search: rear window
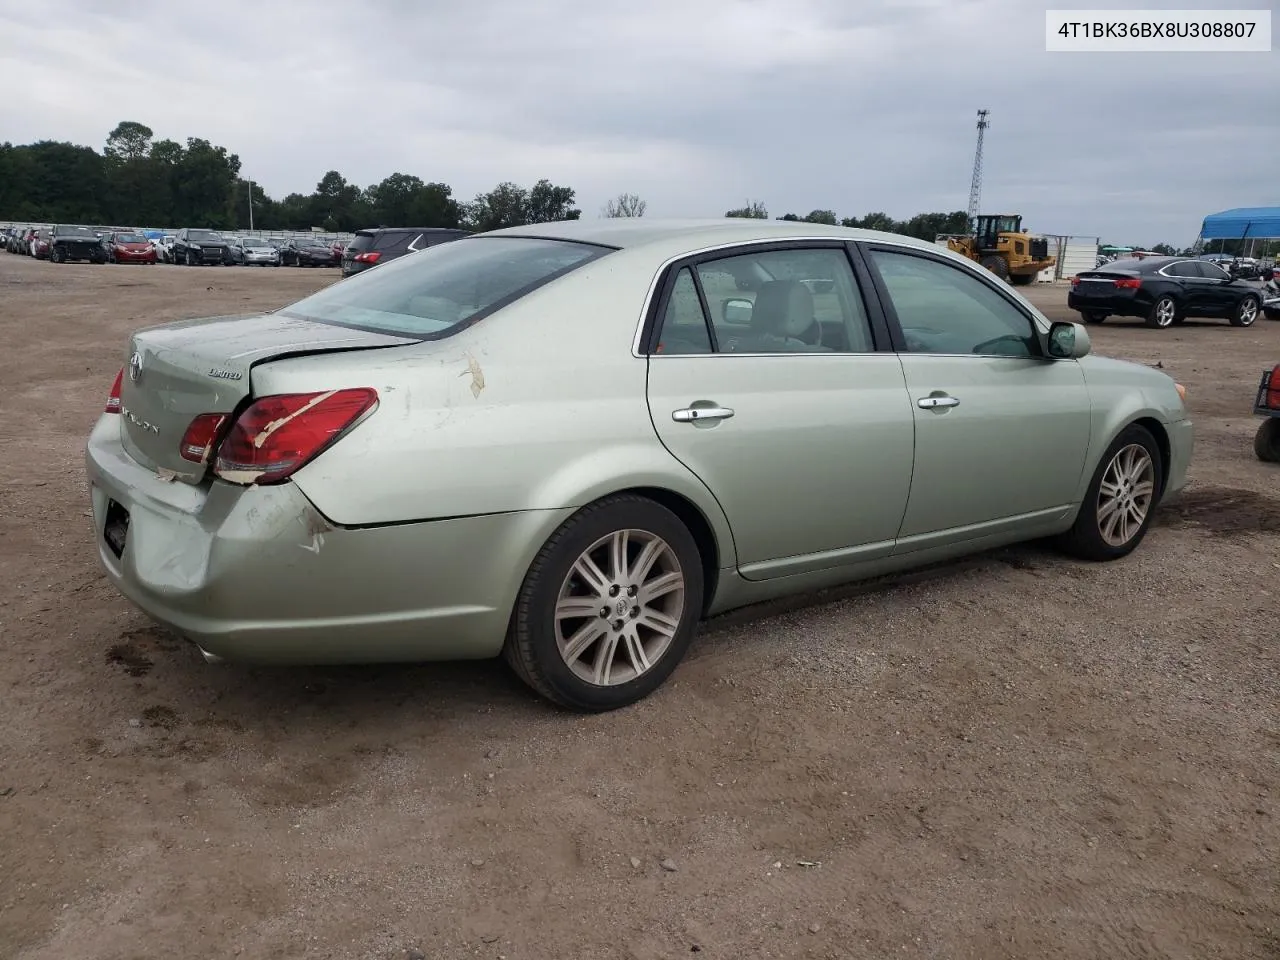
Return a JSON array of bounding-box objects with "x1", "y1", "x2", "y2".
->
[
  {"x1": 345, "y1": 232, "x2": 376, "y2": 254},
  {"x1": 280, "y1": 237, "x2": 610, "y2": 339}
]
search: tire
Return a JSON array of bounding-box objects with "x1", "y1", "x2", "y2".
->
[
  {"x1": 185, "y1": 250, "x2": 194, "y2": 266},
  {"x1": 1009, "y1": 273, "x2": 1033, "y2": 286},
  {"x1": 50, "y1": 246, "x2": 63, "y2": 263},
  {"x1": 1256, "y1": 419, "x2": 1280, "y2": 463},
  {"x1": 1230, "y1": 295, "x2": 1260, "y2": 327},
  {"x1": 1145, "y1": 295, "x2": 1177, "y2": 329},
  {"x1": 1082, "y1": 311, "x2": 1107, "y2": 324},
  {"x1": 503, "y1": 494, "x2": 705, "y2": 712},
  {"x1": 980, "y1": 255, "x2": 1009, "y2": 282},
  {"x1": 1056, "y1": 423, "x2": 1163, "y2": 562},
  {"x1": 1264, "y1": 307, "x2": 1280, "y2": 322}
]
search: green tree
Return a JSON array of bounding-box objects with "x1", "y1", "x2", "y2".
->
[
  {"x1": 725, "y1": 200, "x2": 768, "y2": 219},
  {"x1": 803, "y1": 209, "x2": 838, "y2": 225}
]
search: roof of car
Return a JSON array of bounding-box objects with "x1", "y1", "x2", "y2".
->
[
  {"x1": 483, "y1": 217, "x2": 941, "y2": 254},
  {"x1": 1096, "y1": 256, "x2": 1178, "y2": 272}
]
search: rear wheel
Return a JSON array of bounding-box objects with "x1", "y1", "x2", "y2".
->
[
  {"x1": 1146, "y1": 295, "x2": 1177, "y2": 329},
  {"x1": 1230, "y1": 295, "x2": 1260, "y2": 327},
  {"x1": 1082, "y1": 310, "x2": 1107, "y2": 324},
  {"x1": 1056, "y1": 424, "x2": 1163, "y2": 561},
  {"x1": 980, "y1": 254, "x2": 1009, "y2": 282},
  {"x1": 1256, "y1": 419, "x2": 1280, "y2": 463},
  {"x1": 503, "y1": 495, "x2": 705, "y2": 712}
]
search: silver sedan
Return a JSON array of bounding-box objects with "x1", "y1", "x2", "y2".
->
[{"x1": 85, "y1": 219, "x2": 1193, "y2": 710}]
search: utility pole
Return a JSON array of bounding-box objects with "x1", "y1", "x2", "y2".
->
[
  {"x1": 248, "y1": 179, "x2": 254, "y2": 232},
  {"x1": 967, "y1": 109, "x2": 989, "y2": 231}
]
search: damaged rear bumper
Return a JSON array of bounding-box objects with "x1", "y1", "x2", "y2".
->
[{"x1": 84, "y1": 415, "x2": 565, "y2": 664}]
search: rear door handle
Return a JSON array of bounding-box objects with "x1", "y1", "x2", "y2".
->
[
  {"x1": 917, "y1": 395, "x2": 960, "y2": 409},
  {"x1": 672, "y1": 405, "x2": 735, "y2": 423}
]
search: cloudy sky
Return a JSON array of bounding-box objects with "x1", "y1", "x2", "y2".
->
[{"x1": 1, "y1": 0, "x2": 1275, "y2": 245}]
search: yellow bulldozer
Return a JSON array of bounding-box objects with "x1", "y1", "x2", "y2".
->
[{"x1": 945, "y1": 214, "x2": 1056, "y2": 286}]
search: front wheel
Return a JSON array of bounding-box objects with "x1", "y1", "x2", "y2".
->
[
  {"x1": 1056, "y1": 424, "x2": 1163, "y2": 561},
  {"x1": 1256, "y1": 419, "x2": 1280, "y2": 463},
  {"x1": 503, "y1": 495, "x2": 705, "y2": 712},
  {"x1": 1230, "y1": 295, "x2": 1260, "y2": 327},
  {"x1": 980, "y1": 254, "x2": 1009, "y2": 282},
  {"x1": 1146, "y1": 295, "x2": 1177, "y2": 329}
]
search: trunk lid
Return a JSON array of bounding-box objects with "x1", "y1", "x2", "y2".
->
[{"x1": 118, "y1": 312, "x2": 416, "y2": 482}]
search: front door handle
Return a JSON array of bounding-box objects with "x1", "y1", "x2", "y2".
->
[
  {"x1": 672, "y1": 405, "x2": 735, "y2": 423},
  {"x1": 917, "y1": 395, "x2": 960, "y2": 409}
]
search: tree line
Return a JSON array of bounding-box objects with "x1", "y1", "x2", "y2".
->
[
  {"x1": 723, "y1": 200, "x2": 971, "y2": 243},
  {"x1": 0, "y1": 121, "x2": 582, "y2": 232}
]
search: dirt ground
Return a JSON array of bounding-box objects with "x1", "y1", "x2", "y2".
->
[{"x1": 1, "y1": 252, "x2": 1277, "y2": 960}]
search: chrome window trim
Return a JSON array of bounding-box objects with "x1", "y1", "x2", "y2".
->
[{"x1": 632, "y1": 234, "x2": 1052, "y2": 360}]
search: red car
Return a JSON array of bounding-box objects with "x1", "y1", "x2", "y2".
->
[
  {"x1": 106, "y1": 232, "x2": 157, "y2": 264},
  {"x1": 30, "y1": 230, "x2": 51, "y2": 259}
]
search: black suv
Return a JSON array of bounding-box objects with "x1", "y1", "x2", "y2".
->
[
  {"x1": 173, "y1": 228, "x2": 230, "y2": 266},
  {"x1": 49, "y1": 224, "x2": 108, "y2": 263},
  {"x1": 341, "y1": 227, "x2": 469, "y2": 277}
]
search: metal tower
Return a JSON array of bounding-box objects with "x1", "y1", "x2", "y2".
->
[{"x1": 967, "y1": 109, "x2": 989, "y2": 229}]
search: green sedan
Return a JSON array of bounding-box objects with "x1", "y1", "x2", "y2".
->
[{"x1": 85, "y1": 219, "x2": 1193, "y2": 711}]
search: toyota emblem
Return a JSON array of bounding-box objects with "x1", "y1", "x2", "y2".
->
[{"x1": 127, "y1": 352, "x2": 143, "y2": 382}]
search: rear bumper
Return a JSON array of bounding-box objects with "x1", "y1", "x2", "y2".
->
[
  {"x1": 85, "y1": 414, "x2": 571, "y2": 665},
  {"x1": 1067, "y1": 290, "x2": 1149, "y2": 317}
]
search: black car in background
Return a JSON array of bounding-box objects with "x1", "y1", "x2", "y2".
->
[
  {"x1": 280, "y1": 237, "x2": 338, "y2": 267},
  {"x1": 1068, "y1": 255, "x2": 1262, "y2": 329},
  {"x1": 49, "y1": 224, "x2": 108, "y2": 263},
  {"x1": 172, "y1": 228, "x2": 230, "y2": 266},
  {"x1": 340, "y1": 227, "x2": 470, "y2": 277}
]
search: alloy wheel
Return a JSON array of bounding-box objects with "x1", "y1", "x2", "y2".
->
[
  {"x1": 1238, "y1": 298, "x2": 1259, "y2": 326},
  {"x1": 1096, "y1": 443, "x2": 1156, "y2": 547},
  {"x1": 554, "y1": 529, "x2": 686, "y2": 686},
  {"x1": 1154, "y1": 298, "x2": 1176, "y2": 327}
]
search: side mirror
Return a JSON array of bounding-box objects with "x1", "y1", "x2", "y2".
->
[
  {"x1": 1047, "y1": 321, "x2": 1090, "y2": 360},
  {"x1": 722, "y1": 298, "x2": 753, "y2": 325}
]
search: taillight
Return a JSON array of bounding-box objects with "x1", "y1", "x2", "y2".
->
[
  {"x1": 106, "y1": 368, "x2": 123, "y2": 414},
  {"x1": 213, "y1": 388, "x2": 377, "y2": 485},
  {"x1": 1268, "y1": 365, "x2": 1280, "y2": 410},
  {"x1": 179, "y1": 413, "x2": 229, "y2": 464},
  {"x1": 1113, "y1": 277, "x2": 1142, "y2": 289},
  {"x1": 353, "y1": 251, "x2": 380, "y2": 264},
  {"x1": 1070, "y1": 276, "x2": 1080, "y2": 286}
]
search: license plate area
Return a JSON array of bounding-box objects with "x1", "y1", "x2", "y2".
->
[{"x1": 104, "y1": 498, "x2": 130, "y2": 558}]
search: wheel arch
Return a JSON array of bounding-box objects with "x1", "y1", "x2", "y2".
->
[
  {"x1": 614, "y1": 485, "x2": 723, "y2": 617},
  {"x1": 1131, "y1": 416, "x2": 1172, "y2": 497}
]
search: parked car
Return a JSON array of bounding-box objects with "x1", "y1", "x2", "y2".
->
[
  {"x1": 232, "y1": 236, "x2": 281, "y2": 267},
  {"x1": 280, "y1": 237, "x2": 338, "y2": 267},
  {"x1": 106, "y1": 231, "x2": 158, "y2": 265},
  {"x1": 29, "y1": 229, "x2": 51, "y2": 259},
  {"x1": 48, "y1": 224, "x2": 108, "y2": 263},
  {"x1": 340, "y1": 227, "x2": 470, "y2": 277},
  {"x1": 1262, "y1": 268, "x2": 1279, "y2": 321},
  {"x1": 220, "y1": 236, "x2": 243, "y2": 265},
  {"x1": 85, "y1": 220, "x2": 1195, "y2": 711},
  {"x1": 1068, "y1": 255, "x2": 1262, "y2": 328},
  {"x1": 172, "y1": 228, "x2": 230, "y2": 266}
]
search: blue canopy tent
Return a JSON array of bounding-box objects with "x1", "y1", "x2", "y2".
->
[{"x1": 1199, "y1": 207, "x2": 1280, "y2": 259}]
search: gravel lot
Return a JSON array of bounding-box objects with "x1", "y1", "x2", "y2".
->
[{"x1": 2, "y1": 254, "x2": 1278, "y2": 960}]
